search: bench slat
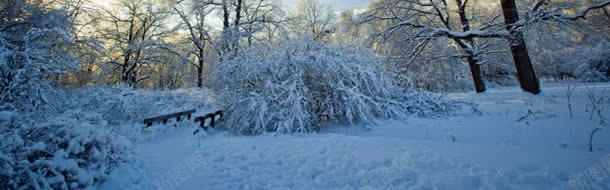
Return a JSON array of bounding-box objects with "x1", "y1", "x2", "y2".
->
[{"x1": 143, "y1": 109, "x2": 197, "y2": 126}]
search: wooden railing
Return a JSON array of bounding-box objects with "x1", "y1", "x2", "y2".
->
[
  {"x1": 194, "y1": 110, "x2": 224, "y2": 131},
  {"x1": 143, "y1": 109, "x2": 225, "y2": 136},
  {"x1": 143, "y1": 109, "x2": 197, "y2": 127}
]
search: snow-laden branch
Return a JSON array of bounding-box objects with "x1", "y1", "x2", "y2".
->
[
  {"x1": 363, "y1": 0, "x2": 609, "y2": 42},
  {"x1": 514, "y1": 0, "x2": 610, "y2": 31},
  {"x1": 540, "y1": 0, "x2": 609, "y2": 21},
  {"x1": 214, "y1": 38, "x2": 462, "y2": 134},
  {"x1": 1, "y1": 27, "x2": 76, "y2": 112}
]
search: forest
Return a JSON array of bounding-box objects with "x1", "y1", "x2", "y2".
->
[{"x1": 1, "y1": 0, "x2": 609, "y2": 189}]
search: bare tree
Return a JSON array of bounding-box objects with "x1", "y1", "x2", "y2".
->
[
  {"x1": 217, "y1": 0, "x2": 242, "y2": 57},
  {"x1": 0, "y1": 0, "x2": 78, "y2": 111},
  {"x1": 500, "y1": 0, "x2": 540, "y2": 94},
  {"x1": 172, "y1": 0, "x2": 215, "y2": 88},
  {"x1": 362, "y1": 0, "x2": 507, "y2": 93},
  {"x1": 240, "y1": 0, "x2": 285, "y2": 47},
  {"x1": 291, "y1": 0, "x2": 336, "y2": 41},
  {"x1": 99, "y1": 0, "x2": 171, "y2": 87},
  {"x1": 51, "y1": 0, "x2": 105, "y2": 87},
  {"x1": 361, "y1": 0, "x2": 609, "y2": 94}
]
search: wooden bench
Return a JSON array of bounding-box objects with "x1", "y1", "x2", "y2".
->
[
  {"x1": 143, "y1": 109, "x2": 197, "y2": 127},
  {"x1": 194, "y1": 110, "x2": 224, "y2": 131}
]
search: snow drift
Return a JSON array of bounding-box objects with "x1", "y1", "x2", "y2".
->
[
  {"x1": 0, "y1": 86, "x2": 214, "y2": 189},
  {"x1": 0, "y1": 111, "x2": 134, "y2": 189},
  {"x1": 214, "y1": 38, "x2": 462, "y2": 134}
]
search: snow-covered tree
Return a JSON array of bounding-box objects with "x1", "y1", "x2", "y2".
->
[
  {"x1": 171, "y1": 0, "x2": 217, "y2": 88},
  {"x1": 171, "y1": 0, "x2": 285, "y2": 87},
  {"x1": 54, "y1": 0, "x2": 107, "y2": 87},
  {"x1": 0, "y1": 2, "x2": 135, "y2": 189},
  {"x1": 214, "y1": 38, "x2": 461, "y2": 134},
  {"x1": 0, "y1": 0, "x2": 77, "y2": 112},
  {"x1": 98, "y1": 0, "x2": 172, "y2": 87},
  {"x1": 288, "y1": 0, "x2": 336, "y2": 41},
  {"x1": 361, "y1": 0, "x2": 508, "y2": 93},
  {"x1": 361, "y1": 0, "x2": 609, "y2": 94}
]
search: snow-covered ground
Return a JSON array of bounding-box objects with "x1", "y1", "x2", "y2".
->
[{"x1": 101, "y1": 83, "x2": 610, "y2": 190}]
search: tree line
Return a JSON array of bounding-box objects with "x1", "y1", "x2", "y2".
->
[{"x1": 1, "y1": 0, "x2": 609, "y2": 95}]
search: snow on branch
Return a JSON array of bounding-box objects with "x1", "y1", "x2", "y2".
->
[
  {"x1": 214, "y1": 38, "x2": 462, "y2": 134},
  {"x1": 516, "y1": 0, "x2": 610, "y2": 30},
  {"x1": 359, "y1": 0, "x2": 509, "y2": 43},
  {"x1": 539, "y1": 0, "x2": 609, "y2": 21},
  {"x1": 361, "y1": 0, "x2": 609, "y2": 42},
  {"x1": 1, "y1": 26, "x2": 77, "y2": 112}
]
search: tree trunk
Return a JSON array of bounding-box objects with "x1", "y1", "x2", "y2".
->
[
  {"x1": 121, "y1": 11, "x2": 137, "y2": 85},
  {"x1": 455, "y1": 0, "x2": 486, "y2": 93},
  {"x1": 233, "y1": 0, "x2": 242, "y2": 54},
  {"x1": 197, "y1": 48, "x2": 204, "y2": 88},
  {"x1": 500, "y1": 0, "x2": 541, "y2": 94},
  {"x1": 234, "y1": 0, "x2": 242, "y2": 27},
  {"x1": 222, "y1": 0, "x2": 230, "y2": 30},
  {"x1": 467, "y1": 57, "x2": 486, "y2": 93},
  {"x1": 221, "y1": 0, "x2": 230, "y2": 57}
]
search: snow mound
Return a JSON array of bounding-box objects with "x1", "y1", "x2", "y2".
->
[
  {"x1": 214, "y1": 38, "x2": 461, "y2": 134},
  {"x1": 0, "y1": 111, "x2": 134, "y2": 189}
]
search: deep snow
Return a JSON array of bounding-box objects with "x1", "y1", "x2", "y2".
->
[{"x1": 101, "y1": 83, "x2": 610, "y2": 190}]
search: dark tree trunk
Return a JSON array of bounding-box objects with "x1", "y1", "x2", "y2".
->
[
  {"x1": 121, "y1": 11, "x2": 137, "y2": 84},
  {"x1": 500, "y1": 0, "x2": 541, "y2": 94},
  {"x1": 467, "y1": 57, "x2": 486, "y2": 93},
  {"x1": 233, "y1": 0, "x2": 242, "y2": 54},
  {"x1": 234, "y1": 0, "x2": 242, "y2": 27},
  {"x1": 222, "y1": 0, "x2": 230, "y2": 30},
  {"x1": 197, "y1": 48, "x2": 204, "y2": 88},
  {"x1": 220, "y1": 0, "x2": 230, "y2": 57},
  {"x1": 456, "y1": 0, "x2": 486, "y2": 93}
]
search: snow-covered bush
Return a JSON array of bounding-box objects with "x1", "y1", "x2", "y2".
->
[
  {"x1": 0, "y1": 111, "x2": 134, "y2": 189},
  {"x1": 407, "y1": 56, "x2": 473, "y2": 92},
  {"x1": 62, "y1": 86, "x2": 212, "y2": 123},
  {"x1": 0, "y1": 85, "x2": 213, "y2": 188},
  {"x1": 214, "y1": 38, "x2": 461, "y2": 134},
  {"x1": 575, "y1": 51, "x2": 610, "y2": 82},
  {"x1": 0, "y1": 2, "x2": 77, "y2": 112}
]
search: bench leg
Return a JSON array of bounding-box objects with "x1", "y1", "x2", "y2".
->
[
  {"x1": 177, "y1": 115, "x2": 181, "y2": 122},
  {"x1": 210, "y1": 116, "x2": 215, "y2": 128},
  {"x1": 199, "y1": 120, "x2": 207, "y2": 131},
  {"x1": 188, "y1": 113, "x2": 192, "y2": 120},
  {"x1": 163, "y1": 119, "x2": 168, "y2": 125}
]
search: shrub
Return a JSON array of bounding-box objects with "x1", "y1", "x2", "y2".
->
[
  {"x1": 575, "y1": 51, "x2": 610, "y2": 82},
  {"x1": 214, "y1": 38, "x2": 461, "y2": 134},
  {"x1": 0, "y1": 111, "x2": 134, "y2": 189},
  {"x1": 0, "y1": 1, "x2": 77, "y2": 112},
  {"x1": 62, "y1": 86, "x2": 211, "y2": 124}
]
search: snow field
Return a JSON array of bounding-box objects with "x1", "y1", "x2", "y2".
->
[{"x1": 102, "y1": 83, "x2": 610, "y2": 190}]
